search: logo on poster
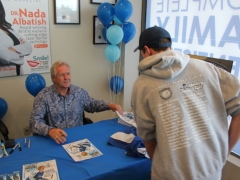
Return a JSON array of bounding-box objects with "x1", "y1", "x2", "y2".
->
[
  {"x1": 11, "y1": 8, "x2": 46, "y2": 25},
  {"x1": 27, "y1": 55, "x2": 49, "y2": 67}
]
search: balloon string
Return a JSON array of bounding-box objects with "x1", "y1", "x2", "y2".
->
[{"x1": 105, "y1": 35, "x2": 124, "y2": 116}]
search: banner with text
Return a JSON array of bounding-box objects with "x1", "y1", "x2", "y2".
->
[
  {"x1": 0, "y1": 0, "x2": 51, "y2": 77},
  {"x1": 146, "y1": 0, "x2": 240, "y2": 78}
]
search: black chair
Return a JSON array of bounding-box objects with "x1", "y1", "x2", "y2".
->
[
  {"x1": 83, "y1": 112, "x2": 93, "y2": 125},
  {"x1": 0, "y1": 120, "x2": 9, "y2": 142},
  {"x1": 0, "y1": 120, "x2": 15, "y2": 148},
  {"x1": 42, "y1": 111, "x2": 93, "y2": 126}
]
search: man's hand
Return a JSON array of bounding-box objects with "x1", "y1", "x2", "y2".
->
[
  {"x1": 48, "y1": 128, "x2": 67, "y2": 144},
  {"x1": 108, "y1": 103, "x2": 123, "y2": 115}
]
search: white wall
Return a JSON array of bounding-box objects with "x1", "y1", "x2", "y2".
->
[
  {"x1": 0, "y1": 0, "x2": 142, "y2": 139},
  {"x1": 123, "y1": 1, "x2": 142, "y2": 112}
]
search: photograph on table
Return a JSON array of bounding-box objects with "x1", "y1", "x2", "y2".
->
[
  {"x1": 62, "y1": 138, "x2": 103, "y2": 162},
  {"x1": 22, "y1": 159, "x2": 60, "y2": 180}
]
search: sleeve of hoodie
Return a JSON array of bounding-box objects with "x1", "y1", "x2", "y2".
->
[
  {"x1": 131, "y1": 85, "x2": 156, "y2": 142},
  {"x1": 216, "y1": 66, "x2": 240, "y2": 117}
]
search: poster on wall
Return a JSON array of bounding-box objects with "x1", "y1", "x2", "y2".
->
[
  {"x1": 145, "y1": 0, "x2": 240, "y2": 79},
  {"x1": 0, "y1": 0, "x2": 51, "y2": 78}
]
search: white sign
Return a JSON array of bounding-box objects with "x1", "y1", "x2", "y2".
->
[{"x1": 146, "y1": 0, "x2": 240, "y2": 78}]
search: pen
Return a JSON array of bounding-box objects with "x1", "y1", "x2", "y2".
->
[
  {"x1": 28, "y1": 139, "x2": 31, "y2": 148},
  {"x1": 9, "y1": 143, "x2": 18, "y2": 154},
  {"x1": 18, "y1": 142, "x2": 22, "y2": 151},
  {"x1": 24, "y1": 138, "x2": 27, "y2": 147}
]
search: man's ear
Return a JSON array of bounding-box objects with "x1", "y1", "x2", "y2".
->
[
  {"x1": 51, "y1": 76, "x2": 55, "y2": 83},
  {"x1": 144, "y1": 46, "x2": 151, "y2": 55}
]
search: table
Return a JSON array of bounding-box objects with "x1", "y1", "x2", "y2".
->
[{"x1": 0, "y1": 118, "x2": 151, "y2": 180}]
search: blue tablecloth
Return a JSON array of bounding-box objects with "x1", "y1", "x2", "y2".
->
[{"x1": 0, "y1": 118, "x2": 151, "y2": 180}]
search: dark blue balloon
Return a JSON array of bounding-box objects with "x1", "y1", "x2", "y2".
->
[
  {"x1": 25, "y1": 73, "x2": 46, "y2": 97},
  {"x1": 114, "y1": 1, "x2": 133, "y2": 23},
  {"x1": 102, "y1": 27, "x2": 107, "y2": 41},
  {"x1": 122, "y1": 22, "x2": 136, "y2": 43},
  {"x1": 97, "y1": 3, "x2": 114, "y2": 27},
  {"x1": 110, "y1": 76, "x2": 124, "y2": 94},
  {"x1": 0, "y1": 98, "x2": 8, "y2": 119},
  {"x1": 102, "y1": 24, "x2": 112, "y2": 44}
]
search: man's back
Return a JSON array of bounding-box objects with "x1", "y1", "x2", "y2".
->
[{"x1": 131, "y1": 50, "x2": 240, "y2": 179}]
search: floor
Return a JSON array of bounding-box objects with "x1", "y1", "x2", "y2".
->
[{"x1": 221, "y1": 161, "x2": 240, "y2": 180}]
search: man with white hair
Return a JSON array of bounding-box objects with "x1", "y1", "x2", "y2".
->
[{"x1": 30, "y1": 60, "x2": 123, "y2": 144}]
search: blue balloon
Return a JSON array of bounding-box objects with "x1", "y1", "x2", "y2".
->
[
  {"x1": 122, "y1": 22, "x2": 136, "y2": 43},
  {"x1": 102, "y1": 24, "x2": 112, "y2": 44},
  {"x1": 106, "y1": 25, "x2": 123, "y2": 45},
  {"x1": 0, "y1": 98, "x2": 8, "y2": 119},
  {"x1": 102, "y1": 27, "x2": 108, "y2": 42},
  {"x1": 104, "y1": 45, "x2": 120, "y2": 63},
  {"x1": 114, "y1": 1, "x2": 133, "y2": 23},
  {"x1": 110, "y1": 76, "x2": 124, "y2": 94},
  {"x1": 25, "y1": 73, "x2": 46, "y2": 97},
  {"x1": 97, "y1": 3, "x2": 114, "y2": 27}
]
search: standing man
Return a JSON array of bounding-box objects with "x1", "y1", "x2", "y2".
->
[
  {"x1": 29, "y1": 60, "x2": 123, "y2": 144},
  {"x1": 131, "y1": 26, "x2": 240, "y2": 180}
]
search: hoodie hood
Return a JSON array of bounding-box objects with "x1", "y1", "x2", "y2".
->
[{"x1": 138, "y1": 50, "x2": 190, "y2": 79}]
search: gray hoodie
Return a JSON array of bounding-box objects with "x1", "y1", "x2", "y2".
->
[{"x1": 131, "y1": 50, "x2": 240, "y2": 180}]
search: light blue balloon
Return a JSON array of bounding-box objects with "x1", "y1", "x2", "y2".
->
[
  {"x1": 113, "y1": 16, "x2": 122, "y2": 25},
  {"x1": 106, "y1": 25, "x2": 123, "y2": 45},
  {"x1": 104, "y1": 45, "x2": 120, "y2": 63},
  {"x1": 114, "y1": 1, "x2": 133, "y2": 23}
]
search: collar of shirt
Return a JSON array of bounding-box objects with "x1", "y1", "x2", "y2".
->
[{"x1": 51, "y1": 84, "x2": 71, "y2": 98}]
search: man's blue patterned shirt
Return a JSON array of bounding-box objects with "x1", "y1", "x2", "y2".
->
[{"x1": 29, "y1": 84, "x2": 110, "y2": 136}]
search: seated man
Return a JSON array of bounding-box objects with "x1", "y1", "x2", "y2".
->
[{"x1": 29, "y1": 60, "x2": 123, "y2": 144}]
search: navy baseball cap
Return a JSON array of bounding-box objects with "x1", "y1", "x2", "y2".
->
[{"x1": 134, "y1": 26, "x2": 172, "y2": 52}]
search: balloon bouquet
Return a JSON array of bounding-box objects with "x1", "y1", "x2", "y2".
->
[{"x1": 97, "y1": 0, "x2": 136, "y2": 104}]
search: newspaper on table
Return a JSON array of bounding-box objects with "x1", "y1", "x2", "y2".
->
[
  {"x1": 62, "y1": 139, "x2": 103, "y2": 162},
  {"x1": 22, "y1": 159, "x2": 60, "y2": 180},
  {"x1": 116, "y1": 111, "x2": 137, "y2": 128}
]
